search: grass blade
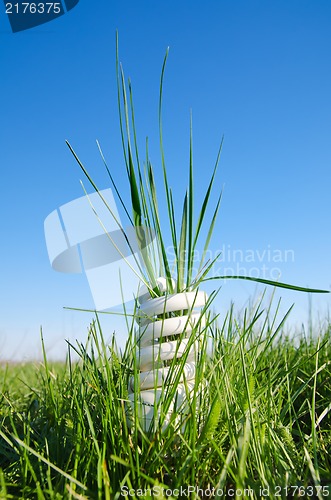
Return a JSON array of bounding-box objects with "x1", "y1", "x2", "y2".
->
[{"x1": 202, "y1": 275, "x2": 330, "y2": 293}]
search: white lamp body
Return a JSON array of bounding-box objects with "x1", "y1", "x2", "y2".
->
[{"x1": 127, "y1": 278, "x2": 208, "y2": 432}]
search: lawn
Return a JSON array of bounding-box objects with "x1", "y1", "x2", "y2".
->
[{"x1": 0, "y1": 306, "x2": 330, "y2": 499}]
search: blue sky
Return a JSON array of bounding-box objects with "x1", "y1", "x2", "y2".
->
[{"x1": 1, "y1": 0, "x2": 330, "y2": 360}]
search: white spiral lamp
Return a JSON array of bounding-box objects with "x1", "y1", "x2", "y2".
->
[{"x1": 127, "y1": 277, "x2": 208, "y2": 432}]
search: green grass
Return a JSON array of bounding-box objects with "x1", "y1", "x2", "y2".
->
[{"x1": 0, "y1": 307, "x2": 331, "y2": 499}]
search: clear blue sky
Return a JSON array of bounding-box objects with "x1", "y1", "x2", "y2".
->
[{"x1": 1, "y1": 1, "x2": 330, "y2": 360}]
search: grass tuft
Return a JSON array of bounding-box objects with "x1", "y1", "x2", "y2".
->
[{"x1": 0, "y1": 308, "x2": 330, "y2": 497}]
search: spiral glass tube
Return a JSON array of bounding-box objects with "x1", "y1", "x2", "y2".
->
[{"x1": 127, "y1": 278, "x2": 208, "y2": 432}]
